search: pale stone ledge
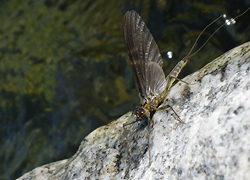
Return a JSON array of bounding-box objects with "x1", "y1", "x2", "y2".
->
[{"x1": 18, "y1": 42, "x2": 250, "y2": 180}]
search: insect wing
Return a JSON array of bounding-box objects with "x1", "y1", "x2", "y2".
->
[
  {"x1": 147, "y1": 62, "x2": 167, "y2": 97},
  {"x1": 123, "y1": 10, "x2": 164, "y2": 101}
]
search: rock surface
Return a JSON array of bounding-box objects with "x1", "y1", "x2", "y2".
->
[{"x1": 18, "y1": 42, "x2": 250, "y2": 180}]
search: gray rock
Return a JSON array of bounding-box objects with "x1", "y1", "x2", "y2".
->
[{"x1": 18, "y1": 42, "x2": 250, "y2": 180}]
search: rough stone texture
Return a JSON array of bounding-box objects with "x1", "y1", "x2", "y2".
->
[{"x1": 18, "y1": 42, "x2": 250, "y2": 180}]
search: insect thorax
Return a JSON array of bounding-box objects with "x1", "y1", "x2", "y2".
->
[
  {"x1": 144, "y1": 94, "x2": 163, "y2": 110},
  {"x1": 132, "y1": 95, "x2": 161, "y2": 120}
]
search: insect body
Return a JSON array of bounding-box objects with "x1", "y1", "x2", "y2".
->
[
  {"x1": 123, "y1": 10, "x2": 186, "y2": 128},
  {"x1": 122, "y1": 11, "x2": 187, "y2": 165}
]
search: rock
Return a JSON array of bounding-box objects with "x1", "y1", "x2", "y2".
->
[{"x1": 17, "y1": 42, "x2": 250, "y2": 180}]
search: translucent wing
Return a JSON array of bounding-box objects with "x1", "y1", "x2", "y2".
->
[
  {"x1": 123, "y1": 10, "x2": 163, "y2": 102},
  {"x1": 147, "y1": 62, "x2": 167, "y2": 98}
]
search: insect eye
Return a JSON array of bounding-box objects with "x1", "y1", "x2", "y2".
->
[
  {"x1": 133, "y1": 106, "x2": 146, "y2": 119},
  {"x1": 134, "y1": 108, "x2": 144, "y2": 117},
  {"x1": 135, "y1": 110, "x2": 142, "y2": 115},
  {"x1": 139, "y1": 110, "x2": 144, "y2": 115}
]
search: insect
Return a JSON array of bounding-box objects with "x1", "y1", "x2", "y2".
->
[
  {"x1": 122, "y1": 8, "x2": 250, "y2": 165},
  {"x1": 122, "y1": 10, "x2": 187, "y2": 165},
  {"x1": 123, "y1": 10, "x2": 188, "y2": 124}
]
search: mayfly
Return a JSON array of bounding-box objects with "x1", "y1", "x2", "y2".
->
[
  {"x1": 122, "y1": 10, "x2": 186, "y2": 165},
  {"x1": 122, "y1": 8, "x2": 250, "y2": 165}
]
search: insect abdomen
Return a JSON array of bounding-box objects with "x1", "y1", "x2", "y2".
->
[{"x1": 166, "y1": 59, "x2": 188, "y2": 90}]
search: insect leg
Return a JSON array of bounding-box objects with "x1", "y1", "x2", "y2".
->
[
  {"x1": 145, "y1": 113, "x2": 151, "y2": 166},
  {"x1": 157, "y1": 105, "x2": 186, "y2": 124},
  {"x1": 168, "y1": 76, "x2": 196, "y2": 85},
  {"x1": 123, "y1": 119, "x2": 141, "y2": 127}
]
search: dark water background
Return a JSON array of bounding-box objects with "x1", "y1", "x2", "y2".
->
[{"x1": 0, "y1": 0, "x2": 249, "y2": 179}]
